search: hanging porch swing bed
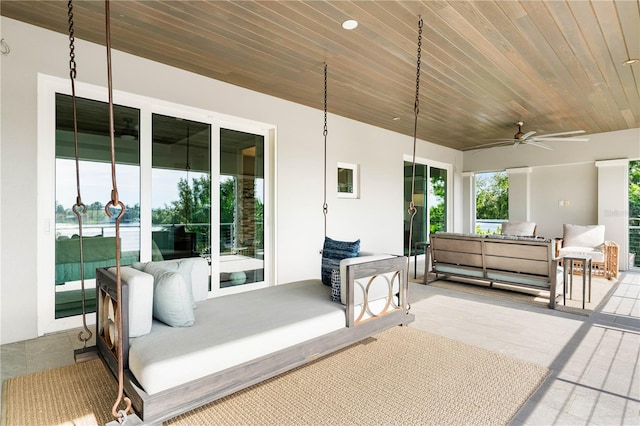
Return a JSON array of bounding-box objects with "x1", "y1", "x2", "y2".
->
[{"x1": 95, "y1": 252, "x2": 413, "y2": 424}]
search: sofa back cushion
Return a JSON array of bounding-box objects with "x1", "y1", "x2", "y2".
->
[
  {"x1": 563, "y1": 224, "x2": 605, "y2": 249},
  {"x1": 140, "y1": 259, "x2": 196, "y2": 308},
  {"x1": 108, "y1": 266, "x2": 154, "y2": 337},
  {"x1": 134, "y1": 257, "x2": 210, "y2": 303},
  {"x1": 137, "y1": 262, "x2": 195, "y2": 327},
  {"x1": 501, "y1": 221, "x2": 537, "y2": 237}
]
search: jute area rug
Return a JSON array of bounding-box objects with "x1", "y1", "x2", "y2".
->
[{"x1": 2, "y1": 326, "x2": 549, "y2": 426}]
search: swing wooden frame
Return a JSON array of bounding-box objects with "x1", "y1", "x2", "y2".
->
[{"x1": 95, "y1": 256, "x2": 413, "y2": 424}]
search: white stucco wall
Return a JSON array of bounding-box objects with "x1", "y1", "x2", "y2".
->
[
  {"x1": 464, "y1": 128, "x2": 640, "y2": 272},
  {"x1": 0, "y1": 18, "x2": 462, "y2": 344}
]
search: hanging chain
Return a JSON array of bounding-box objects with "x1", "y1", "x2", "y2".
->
[
  {"x1": 67, "y1": 0, "x2": 93, "y2": 348},
  {"x1": 103, "y1": 0, "x2": 132, "y2": 421},
  {"x1": 406, "y1": 16, "x2": 423, "y2": 313},
  {"x1": 322, "y1": 63, "x2": 329, "y2": 237}
]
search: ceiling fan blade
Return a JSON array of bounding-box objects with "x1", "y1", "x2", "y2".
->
[
  {"x1": 536, "y1": 129, "x2": 585, "y2": 138},
  {"x1": 473, "y1": 139, "x2": 518, "y2": 148},
  {"x1": 523, "y1": 141, "x2": 553, "y2": 150},
  {"x1": 534, "y1": 136, "x2": 590, "y2": 142},
  {"x1": 521, "y1": 130, "x2": 536, "y2": 140}
]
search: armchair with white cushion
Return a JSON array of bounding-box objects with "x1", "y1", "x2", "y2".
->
[{"x1": 557, "y1": 224, "x2": 619, "y2": 279}]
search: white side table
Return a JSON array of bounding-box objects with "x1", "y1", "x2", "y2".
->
[{"x1": 562, "y1": 255, "x2": 592, "y2": 309}]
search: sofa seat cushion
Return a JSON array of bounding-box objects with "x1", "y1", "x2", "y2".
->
[
  {"x1": 433, "y1": 264, "x2": 485, "y2": 279},
  {"x1": 486, "y1": 270, "x2": 553, "y2": 288},
  {"x1": 558, "y1": 246, "x2": 605, "y2": 263}
]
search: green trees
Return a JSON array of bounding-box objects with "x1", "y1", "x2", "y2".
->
[
  {"x1": 475, "y1": 171, "x2": 508, "y2": 234},
  {"x1": 630, "y1": 161, "x2": 640, "y2": 220},
  {"x1": 429, "y1": 174, "x2": 446, "y2": 234},
  {"x1": 476, "y1": 172, "x2": 508, "y2": 220},
  {"x1": 630, "y1": 160, "x2": 640, "y2": 267},
  {"x1": 152, "y1": 175, "x2": 210, "y2": 227}
]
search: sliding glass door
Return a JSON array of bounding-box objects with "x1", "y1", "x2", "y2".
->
[
  {"x1": 151, "y1": 114, "x2": 211, "y2": 262},
  {"x1": 54, "y1": 94, "x2": 140, "y2": 319},
  {"x1": 219, "y1": 129, "x2": 265, "y2": 288}
]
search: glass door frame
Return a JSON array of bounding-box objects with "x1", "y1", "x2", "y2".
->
[
  {"x1": 403, "y1": 154, "x2": 453, "y2": 253},
  {"x1": 211, "y1": 123, "x2": 272, "y2": 297},
  {"x1": 37, "y1": 74, "x2": 275, "y2": 335}
]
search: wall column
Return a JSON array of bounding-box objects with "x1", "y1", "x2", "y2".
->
[
  {"x1": 506, "y1": 167, "x2": 532, "y2": 221},
  {"x1": 462, "y1": 172, "x2": 475, "y2": 234},
  {"x1": 595, "y1": 159, "x2": 628, "y2": 271}
]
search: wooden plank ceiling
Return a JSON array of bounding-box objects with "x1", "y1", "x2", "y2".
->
[{"x1": 2, "y1": 0, "x2": 638, "y2": 151}]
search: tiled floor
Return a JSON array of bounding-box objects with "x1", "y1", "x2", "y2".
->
[
  {"x1": 409, "y1": 270, "x2": 640, "y2": 425},
  {"x1": 1, "y1": 270, "x2": 639, "y2": 425}
]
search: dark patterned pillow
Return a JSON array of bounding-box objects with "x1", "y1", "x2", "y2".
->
[
  {"x1": 321, "y1": 236, "x2": 360, "y2": 286},
  {"x1": 330, "y1": 269, "x2": 341, "y2": 302}
]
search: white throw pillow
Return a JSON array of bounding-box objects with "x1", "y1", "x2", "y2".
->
[
  {"x1": 107, "y1": 266, "x2": 153, "y2": 337},
  {"x1": 563, "y1": 224, "x2": 605, "y2": 249},
  {"x1": 142, "y1": 259, "x2": 196, "y2": 308},
  {"x1": 151, "y1": 270, "x2": 195, "y2": 327}
]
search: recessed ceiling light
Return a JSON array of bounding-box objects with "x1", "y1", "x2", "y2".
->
[
  {"x1": 622, "y1": 58, "x2": 639, "y2": 65},
  {"x1": 342, "y1": 19, "x2": 358, "y2": 30},
  {"x1": 392, "y1": 117, "x2": 400, "y2": 121}
]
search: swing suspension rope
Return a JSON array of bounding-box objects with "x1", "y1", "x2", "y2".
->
[
  {"x1": 322, "y1": 63, "x2": 329, "y2": 237},
  {"x1": 406, "y1": 17, "x2": 423, "y2": 302},
  {"x1": 67, "y1": 0, "x2": 92, "y2": 349},
  {"x1": 103, "y1": 0, "x2": 132, "y2": 421}
]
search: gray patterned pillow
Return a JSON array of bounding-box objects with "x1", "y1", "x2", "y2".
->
[{"x1": 330, "y1": 269, "x2": 341, "y2": 303}]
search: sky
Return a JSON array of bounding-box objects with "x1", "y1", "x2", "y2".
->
[
  {"x1": 56, "y1": 158, "x2": 192, "y2": 210},
  {"x1": 55, "y1": 159, "x2": 263, "y2": 212}
]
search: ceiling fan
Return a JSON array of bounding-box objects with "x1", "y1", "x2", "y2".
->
[{"x1": 476, "y1": 121, "x2": 589, "y2": 151}]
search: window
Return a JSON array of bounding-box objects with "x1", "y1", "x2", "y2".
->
[{"x1": 475, "y1": 171, "x2": 508, "y2": 234}]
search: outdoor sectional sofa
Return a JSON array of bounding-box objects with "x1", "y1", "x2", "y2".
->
[{"x1": 428, "y1": 233, "x2": 563, "y2": 308}]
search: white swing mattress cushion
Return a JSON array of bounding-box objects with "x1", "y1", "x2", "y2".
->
[{"x1": 128, "y1": 279, "x2": 346, "y2": 395}]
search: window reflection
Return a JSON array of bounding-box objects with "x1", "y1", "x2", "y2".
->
[
  {"x1": 151, "y1": 114, "x2": 211, "y2": 261},
  {"x1": 220, "y1": 129, "x2": 264, "y2": 288},
  {"x1": 54, "y1": 94, "x2": 140, "y2": 318}
]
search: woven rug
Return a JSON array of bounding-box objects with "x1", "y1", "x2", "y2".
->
[{"x1": 2, "y1": 326, "x2": 549, "y2": 426}]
